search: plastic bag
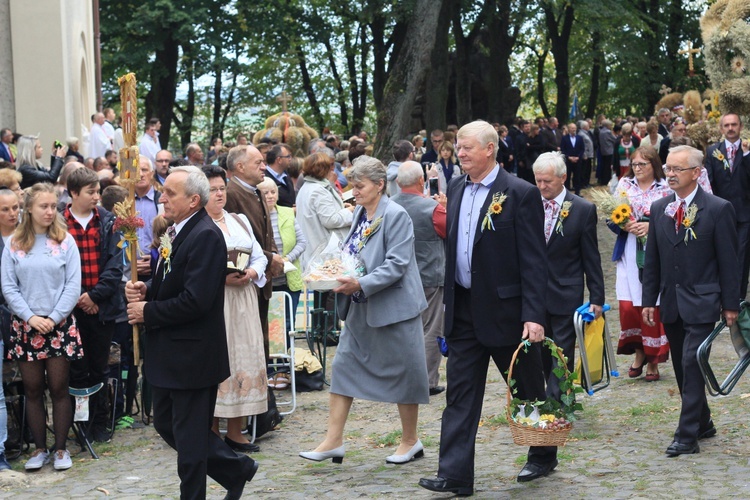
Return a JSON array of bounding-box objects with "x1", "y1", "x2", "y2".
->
[{"x1": 302, "y1": 234, "x2": 364, "y2": 291}]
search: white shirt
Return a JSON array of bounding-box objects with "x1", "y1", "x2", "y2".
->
[
  {"x1": 103, "y1": 121, "x2": 115, "y2": 141},
  {"x1": 90, "y1": 123, "x2": 111, "y2": 158},
  {"x1": 139, "y1": 133, "x2": 161, "y2": 165}
]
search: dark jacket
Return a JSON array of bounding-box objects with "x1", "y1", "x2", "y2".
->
[
  {"x1": 705, "y1": 141, "x2": 750, "y2": 223},
  {"x1": 88, "y1": 207, "x2": 126, "y2": 322},
  {"x1": 144, "y1": 208, "x2": 230, "y2": 389},
  {"x1": 19, "y1": 156, "x2": 65, "y2": 189}
]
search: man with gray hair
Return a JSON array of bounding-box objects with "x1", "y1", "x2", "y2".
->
[
  {"x1": 420, "y1": 120, "x2": 555, "y2": 495},
  {"x1": 642, "y1": 145, "x2": 739, "y2": 457},
  {"x1": 533, "y1": 151, "x2": 604, "y2": 400},
  {"x1": 387, "y1": 140, "x2": 415, "y2": 196},
  {"x1": 392, "y1": 160, "x2": 447, "y2": 396},
  {"x1": 657, "y1": 108, "x2": 672, "y2": 138},
  {"x1": 126, "y1": 165, "x2": 259, "y2": 498},
  {"x1": 225, "y1": 145, "x2": 284, "y2": 359}
]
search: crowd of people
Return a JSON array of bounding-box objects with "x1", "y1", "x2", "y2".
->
[{"x1": 0, "y1": 106, "x2": 745, "y2": 498}]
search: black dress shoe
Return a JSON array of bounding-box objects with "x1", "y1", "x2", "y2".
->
[
  {"x1": 418, "y1": 476, "x2": 473, "y2": 496},
  {"x1": 429, "y1": 386, "x2": 445, "y2": 396},
  {"x1": 666, "y1": 441, "x2": 699, "y2": 457},
  {"x1": 225, "y1": 436, "x2": 260, "y2": 453},
  {"x1": 224, "y1": 459, "x2": 259, "y2": 500},
  {"x1": 517, "y1": 459, "x2": 558, "y2": 482},
  {"x1": 698, "y1": 422, "x2": 717, "y2": 440}
]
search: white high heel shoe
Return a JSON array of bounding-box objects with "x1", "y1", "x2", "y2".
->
[
  {"x1": 299, "y1": 445, "x2": 345, "y2": 464},
  {"x1": 385, "y1": 440, "x2": 424, "y2": 464}
]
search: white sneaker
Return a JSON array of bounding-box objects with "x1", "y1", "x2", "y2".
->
[
  {"x1": 24, "y1": 449, "x2": 50, "y2": 470},
  {"x1": 53, "y1": 449, "x2": 72, "y2": 470}
]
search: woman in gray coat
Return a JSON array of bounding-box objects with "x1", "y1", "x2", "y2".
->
[{"x1": 299, "y1": 156, "x2": 429, "y2": 465}]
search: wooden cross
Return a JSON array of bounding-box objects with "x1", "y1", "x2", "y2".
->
[
  {"x1": 276, "y1": 91, "x2": 292, "y2": 113},
  {"x1": 659, "y1": 84, "x2": 672, "y2": 96},
  {"x1": 678, "y1": 42, "x2": 701, "y2": 77}
]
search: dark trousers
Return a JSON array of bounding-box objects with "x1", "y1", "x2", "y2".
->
[
  {"x1": 542, "y1": 313, "x2": 576, "y2": 401},
  {"x1": 663, "y1": 318, "x2": 714, "y2": 444},
  {"x1": 258, "y1": 293, "x2": 270, "y2": 361},
  {"x1": 437, "y1": 286, "x2": 556, "y2": 484},
  {"x1": 69, "y1": 311, "x2": 115, "y2": 427},
  {"x1": 598, "y1": 155, "x2": 613, "y2": 185},
  {"x1": 565, "y1": 160, "x2": 583, "y2": 194},
  {"x1": 737, "y1": 221, "x2": 750, "y2": 299},
  {"x1": 152, "y1": 384, "x2": 255, "y2": 499},
  {"x1": 582, "y1": 158, "x2": 593, "y2": 187}
]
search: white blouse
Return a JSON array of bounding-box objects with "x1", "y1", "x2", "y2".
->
[{"x1": 218, "y1": 210, "x2": 268, "y2": 287}]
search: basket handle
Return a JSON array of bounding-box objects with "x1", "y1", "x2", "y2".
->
[{"x1": 505, "y1": 337, "x2": 571, "y2": 420}]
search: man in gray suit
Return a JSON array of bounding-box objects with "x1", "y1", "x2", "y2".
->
[
  {"x1": 643, "y1": 145, "x2": 739, "y2": 457},
  {"x1": 392, "y1": 161, "x2": 448, "y2": 396}
]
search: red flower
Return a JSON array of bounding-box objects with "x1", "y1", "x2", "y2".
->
[
  {"x1": 14, "y1": 345, "x2": 23, "y2": 356},
  {"x1": 50, "y1": 337, "x2": 61, "y2": 349},
  {"x1": 113, "y1": 216, "x2": 145, "y2": 233},
  {"x1": 66, "y1": 344, "x2": 75, "y2": 356},
  {"x1": 30, "y1": 334, "x2": 45, "y2": 350},
  {"x1": 69, "y1": 325, "x2": 79, "y2": 338}
]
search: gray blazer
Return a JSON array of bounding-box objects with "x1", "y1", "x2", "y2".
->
[{"x1": 337, "y1": 195, "x2": 427, "y2": 327}]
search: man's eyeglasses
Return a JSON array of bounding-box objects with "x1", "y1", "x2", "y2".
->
[
  {"x1": 663, "y1": 165, "x2": 697, "y2": 174},
  {"x1": 278, "y1": 155, "x2": 292, "y2": 159},
  {"x1": 631, "y1": 162, "x2": 650, "y2": 170},
  {"x1": 209, "y1": 186, "x2": 227, "y2": 193}
]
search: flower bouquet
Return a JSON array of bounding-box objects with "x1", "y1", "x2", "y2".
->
[
  {"x1": 506, "y1": 338, "x2": 583, "y2": 447},
  {"x1": 589, "y1": 188, "x2": 634, "y2": 230}
]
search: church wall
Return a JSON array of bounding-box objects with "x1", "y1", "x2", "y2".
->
[
  {"x1": 9, "y1": 0, "x2": 95, "y2": 155},
  {"x1": 0, "y1": 0, "x2": 16, "y2": 130}
]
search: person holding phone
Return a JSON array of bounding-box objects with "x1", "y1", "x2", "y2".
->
[
  {"x1": 14, "y1": 135, "x2": 67, "y2": 189},
  {"x1": 428, "y1": 141, "x2": 461, "y2": 194}
]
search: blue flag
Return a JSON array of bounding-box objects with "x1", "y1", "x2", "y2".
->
[{"x1": 570, "y1": 92, "x2": 580, "y2": 121}]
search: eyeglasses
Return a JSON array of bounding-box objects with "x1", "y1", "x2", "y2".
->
[
  {"x1": 631, "y1": 162, "x2": 650, "y2": 170},
  {"x1": 278, "y1": 155, "x2": 292, "y2": 159},
  {"x1": 209, "y1": 186, "x2": 227, "y2": 193},
  {"x1": 662, "y1": 165, "x2": 697, "y2": 174}
]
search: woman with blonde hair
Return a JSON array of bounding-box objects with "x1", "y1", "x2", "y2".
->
[
  {"x1": 15, "y1": 136, "x2": 68, "y2": 189},
  {"x1": 1, "y1": 183, "x2": 81, "y2": 471}
]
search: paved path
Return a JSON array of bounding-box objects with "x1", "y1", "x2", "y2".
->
[{"x1": 2, "y1": 192, "x2": 750, "y2": 498}]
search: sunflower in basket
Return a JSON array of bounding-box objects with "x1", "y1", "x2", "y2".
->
[{"x1": 506, "y1": 338, "x2": 584, "y2": 445}]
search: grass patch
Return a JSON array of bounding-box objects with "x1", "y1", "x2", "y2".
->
[
  {"x1": 481, "y1": 413, "x2": 508, "y2": 427},
  {"x1": 571, "y1": 430, "x2": 599, "y2": 440},
  {"x1": 628, "y1": 400, "x2": 668, "y2": 417},
  {"x1": 420, "y1": 435, "x2": 437, "y2": 448},
  {"x1": 346, "y1": 430, "x2": 362, "y2": 439},
  {"x1": 635, "y1": 478, "x2": 648, "y2": 490},
  {"x1": 372, "y1": 429, "x2": 402, "y2": 447}
]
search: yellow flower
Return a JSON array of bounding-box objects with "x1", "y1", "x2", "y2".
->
[
  {"x1": 683, "y1": 218, "x2": 692, "y2": 228},
  {"x1": 363, "y1": 227, "x2": 372, "y2": 237},
  {"x1": 611, "y1": 211, "x2": 623, "y2": 224},
  {"x1": 490, "y1": 202, "x2": 503, "y2": 215},
  {"x1": 617, "y1": 204, "x2": 630, "y2": 216},
  {"x1": 714, "y1": 151, "x2": 725, "y2": 161},
  {"x1": 560, "y1": 210, "x2": 569, "y2": 219},
  {"x1": 161, "y1": 247, "x2": 170, "y2": 259}
]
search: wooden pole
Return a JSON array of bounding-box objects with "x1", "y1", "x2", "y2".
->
[{"x1": 117, "y1": 73, "x2": 141, "y2": 365}]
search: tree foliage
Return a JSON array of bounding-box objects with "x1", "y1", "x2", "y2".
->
[{"x1": 99, "y1": 0, "x2": 711, "y2": 155}]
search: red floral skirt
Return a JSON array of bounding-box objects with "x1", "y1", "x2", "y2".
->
[
  {"x1": 7, "y1": 314, "x2": 84, "y2": 362},
  {"x1": 616, "y1": 301, "x2": 669, "y2": 364}
]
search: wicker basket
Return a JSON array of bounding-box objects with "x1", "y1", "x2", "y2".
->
[{"x1": 506, "y1": 339, "x2": 572, "y2": 447}]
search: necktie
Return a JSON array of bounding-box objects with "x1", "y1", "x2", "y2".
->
[
  {"x1": 544, "y1": 199, "x2": 556, "y2": 242},
  {"x1": 675, "y1": 200, "x2": 685, "y2": 233},
  {"x1": 167, "y1": 225, "x2": 176, "y2": 242},
  {"x1": 729, "y1": 144, "x2": 737, "y2": 170}
]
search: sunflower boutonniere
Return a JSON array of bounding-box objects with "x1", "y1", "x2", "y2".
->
[
  {"x1": 159, "y1": 233, "x2": 173, "y2": 277},
  {"x1": 357, "y1": 217, "x2": 383, "y2": 251},
  {"x1": 713, "y1": 149, "x2": 730, "y2": 170},
  {"x1": 682, "y1": 204, "x2": 698, "y2": 244},
  {"x1": 555, "y1": 201, "x2": 572, "y2": 235},
  {"x1": 481, "y1": 192, "x2": 508, "y2": 232}
]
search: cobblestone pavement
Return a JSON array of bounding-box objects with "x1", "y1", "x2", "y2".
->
[{"x1": 2, "y1": 192, "x2": 750, "y2": 499}]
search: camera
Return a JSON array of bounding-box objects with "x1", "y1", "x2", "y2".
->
[{"x1": 53, "y1": 140, "x2": 64, "y2": 149}]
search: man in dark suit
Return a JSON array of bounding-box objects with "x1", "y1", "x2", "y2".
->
[
  {"x1": 126, "y1": 166, "x2": 258, "y2": 499},
  {"x1": 559, "y1": 122, "x2": 586, "y2": 195},
  {"x1": 0, "y1": 129, "x2": 13, "y2": 163},
  {"x1": 419, "y1": 121, "x2": 556, "y2": 497},
  {"x1": 704, "y1": 113, "x2": 750, "y2": 298},
  {"x1": 643, "y1": 145, "x2": 739, "y2": 457},
  {"x1": 265, "y1": 143, "x2": 296, "y2": 208},
  {"x1": 657, "y1": 108, "x2": 671, "y2": 138},
  {"x1": 533, "y1": 152, "x2": 605, "y2": 400}
]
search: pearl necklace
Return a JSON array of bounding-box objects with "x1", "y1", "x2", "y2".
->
[{"x1": 211, "y1": 215, "x2": 225, "y2": 224}]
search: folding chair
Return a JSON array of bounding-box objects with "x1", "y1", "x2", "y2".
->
[
  {"x1": 574, "y1": 303, "x2": 619, "y2": 395},
  {"x1": 69, "y1": 383, "x2": 104, "y2": 459},
  {"x1": 267, "y1": 291, "x2": 296, "y2": 416},
  {"x1": 698, "y1": 301, "x2": 750, "y2": 397}
]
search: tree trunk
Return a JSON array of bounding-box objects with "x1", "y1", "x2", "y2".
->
[
  {"x1": 144, "y1": 36, "x2": 179, "y2": 149},
  {"x1": 423, "y1": 0, "x2": 453, "y2": 135},
  {"x1": 483, "y1": 0, "x2": 521, "y2": 124},
  {"x1": 535, "y1": 45, "x2": 551, "y2": 119},
  {"x1": 211, "y1": 42, "x2": 223, "y2": 141},
  {"x1": 374, "y1": 0, "x2": 443, "y2": 161},
  {"x1": 543, "y1": 1, "x2": 575, "y2": 123},
  {"x1": 344, "y1": 28, "x2": 361, "y2": 136},
  {"x1": 664, "y1": 0, "x2": 684, "y2": 93},
  {"x1": 642, "y1": 0, "x2": 662, "y2": 114},
  {"x1": 452, "y1": 0, "x2": 491, "y2": 127},
  {"x1": 370, "y1": 14, "x2": 387, "y2": 110},
  {"x1": 585, "y1": 29, "x2": 602, "y2": 118},
  {"x1": 356, "y1": 28, "x2": 369, "y2": 135},
  {"x1": 295, "y1": 43, "x2": 325, "y2": 133},
  {"x1": 322, "y1": 37, "x2": 349, "y2": 132}
]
